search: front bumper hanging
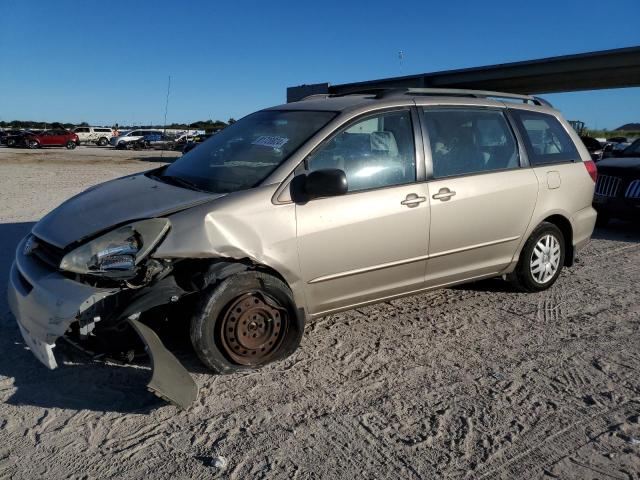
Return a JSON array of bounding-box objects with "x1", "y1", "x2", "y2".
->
[
  {"x1": 128, "y1": 317, "x2": 198, "y2": 409},
  {"x1": 8, "y1": 237, "x2": 199, "y2": 409}
]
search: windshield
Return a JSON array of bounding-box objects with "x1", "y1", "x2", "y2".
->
[{"x1": 162, "y1": 110, "x2": 337, "y2": 193}]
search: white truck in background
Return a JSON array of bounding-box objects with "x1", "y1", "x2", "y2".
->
[{"x1": 73, "y1": 126, "x2": 115, "y2": 146}]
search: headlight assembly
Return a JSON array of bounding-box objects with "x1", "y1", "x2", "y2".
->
[{"x1": 60, "y1": 218, "x2": 170, "y2": 275}]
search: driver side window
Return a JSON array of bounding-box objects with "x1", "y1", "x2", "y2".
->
[{"x1": 307, "y1": 110, "x2": 416, "y2": 192}]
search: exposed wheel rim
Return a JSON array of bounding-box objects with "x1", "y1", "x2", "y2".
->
[
  {"x1": 219, "y1": 292, "x2": 287, "y2": 365},
  {"x1": 530, "y1": 233, "x2": 561, "y2": 284}
]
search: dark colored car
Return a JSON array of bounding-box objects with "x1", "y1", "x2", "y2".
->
[
  {"x1": 3, "y1": 130, "x2": 42, "y2": 147},
  {"x1": 23, "y1": 129, "x2": 79, "y2": 149},
  {"x1": 609, "y1": 138, "x2": 640, "y2": 158},
  {"x1": 132, "y1": 132, "x2": 176, "y2": 150},
  {"x1": 593, "y1": 156, "x2": 640, "y2": 225},
  {"x1": 580, "y1": 136, "x2": 604, "y2": 161},
  {"x1": 0, "y1": 129, "x2": 23, "y2": 145}
]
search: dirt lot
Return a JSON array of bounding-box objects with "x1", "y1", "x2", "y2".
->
[{"x1": 0, "y1": 146, "x2": 638, "y2": 479}]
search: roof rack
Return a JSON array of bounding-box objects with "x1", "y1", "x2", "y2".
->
[{"x1": 306, "y1": 87, "x2": 551, "y2": 107}]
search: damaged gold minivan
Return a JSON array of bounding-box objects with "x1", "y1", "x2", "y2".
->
[{"x1": 8, "y1": 89, "x2": 598, "y2": 408}]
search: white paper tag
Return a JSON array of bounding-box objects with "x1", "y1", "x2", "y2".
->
[{"x1": 251, "y1": 135, "x2": 289, "y2": 149}]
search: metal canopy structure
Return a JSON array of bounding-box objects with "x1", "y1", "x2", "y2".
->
[{"x1": 287, "y1": 46, "x2": 640, "y2": 102}]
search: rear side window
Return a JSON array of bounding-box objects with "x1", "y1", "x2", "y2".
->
[
  {"x1": 421, "y1": 108, "x2": 519, "y2": 179},
  {"x1": 510, "y1": 110, "x2": 579, "y2": 165}
]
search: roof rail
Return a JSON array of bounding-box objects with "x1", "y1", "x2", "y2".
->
[
  {"x1": 323, "y1": 87, "x2": 551, "y2": 106},
  {"x1": 382, "y1": 88, "x2": 548, "y2": 105}
]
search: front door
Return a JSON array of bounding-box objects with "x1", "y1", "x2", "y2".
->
[
  {"x1": 420, "y1": 107, "x2": 539, "y2": 286},
  {"x1": 295, "y1": 109, "x2": 430, "y2": 315},
  {"x1": 39, "y1": 131, "x2": 56, "y2": 146}
]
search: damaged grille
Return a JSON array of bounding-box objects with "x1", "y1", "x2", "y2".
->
[
  {"x1": 31, "y1": 236, "x2": 66, "y2": 270},
  {"x1": 595, "y1": 175, "x2": 621, "y2": 197}
]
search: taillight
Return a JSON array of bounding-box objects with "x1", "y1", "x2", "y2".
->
[{"x1": 584, "y1": 160, "x2": 597, "y2": 183}]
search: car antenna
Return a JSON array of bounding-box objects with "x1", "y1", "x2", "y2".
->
[{"x1": 161, "y1": 75, "x2": 171, "y2": 162}]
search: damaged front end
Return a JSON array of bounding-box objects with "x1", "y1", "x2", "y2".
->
[{"x1": 8, "y1": 224, "x2": 203, "y2": 409}]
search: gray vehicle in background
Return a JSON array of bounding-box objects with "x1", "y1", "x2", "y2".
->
[{"x1": 8, "y1": 88, "x2": 597, "y2": 408}]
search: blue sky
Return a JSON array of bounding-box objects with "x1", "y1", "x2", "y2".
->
[{"x1": 0, "y1": 0, "x2": 638, "y2": 129}]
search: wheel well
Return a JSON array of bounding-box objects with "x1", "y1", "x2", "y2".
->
[
  {"x1": 542, "y1": 215, "x2": 574, "y2": 266},
  {"x1": 171, "y1": 258, "x2": 290, "y2": 292}
]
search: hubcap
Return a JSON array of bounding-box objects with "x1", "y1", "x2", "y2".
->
[
  {"x1": 219, "y1": 292, "x2": 286, "y2": 365},
  {"x1": 530, "y1": 234, "x2": 561, "y2": 284}
]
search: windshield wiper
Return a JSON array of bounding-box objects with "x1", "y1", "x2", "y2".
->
[{"x1": 157, "y1": 174, "x2": 207, "y2": 192}]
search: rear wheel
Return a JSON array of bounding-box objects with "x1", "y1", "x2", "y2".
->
[
  {"x1": 28, "y1": 140, "x2": 40, "y2": 149},
  {"x1": 190, "y1": 271, "x2": 304, "y2": 373},
  {"x1": 509, "y1": 222, "x2": 565, "y2": 292},
  {"x1": 6, "y1": 138, "x2": 15, "y2": 147},
  {"x1": 98, "y1": 137, "x2": 108, "y2": 146}
]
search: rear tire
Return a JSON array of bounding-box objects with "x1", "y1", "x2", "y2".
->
[
  {"x1": 6, "y1": 138, "x2": 15, "y2": 147},
  {"x1": 28, "y1": 140, "x2": 40, "y2": 149},
  {"x1": 190, "y1": 271, "x2": 304, "y2": 374},
  {"x1": 98, "y1": 137, "x2": 108, "y2": 146},
  {"x1": 509, "y1": 222, "x2": 565, "y2": 292}
]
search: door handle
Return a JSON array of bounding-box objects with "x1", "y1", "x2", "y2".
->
[
  {"x1": 400, "y1": 193, "x2": 426, "y2": 208},
  {"x1": 432, "y1": 188, "x2": 456, "y2": 201}
]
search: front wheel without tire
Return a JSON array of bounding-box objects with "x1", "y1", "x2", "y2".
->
[
  {"x1": 509, "y1": 222, "x2": 565, "y2": 292},
  {"x1": 190, "y1": 271, "x2": 304, "y2": 374}
]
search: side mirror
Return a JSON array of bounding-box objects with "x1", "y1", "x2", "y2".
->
[{"x1": 291, "y1": 168, "x2": 348, "y2": 202}]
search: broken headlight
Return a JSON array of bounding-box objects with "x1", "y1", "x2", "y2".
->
[{"x1": 60, "y1": 218, "x2": 170, "y2": 275}]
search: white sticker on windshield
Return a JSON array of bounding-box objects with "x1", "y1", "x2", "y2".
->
[{"x1": 252, "y1": 135, "x2": 289, "y2": 149}]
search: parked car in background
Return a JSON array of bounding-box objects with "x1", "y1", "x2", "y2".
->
[
  {"x1": 110, "y1": 129, "x2": 162, "y2": 149},
  {"x1": 610, "y1": 138, "x2": 640, "y2": 158},
  {"x1": 593, "y1": 156, "x2": 640, "y2": 225},
  {"x1": 132, "y1": 132, "x2": 176, "y2": 150},
  {"x1": 0, "y1": 129, "x2": 23, "y2": 145},
  {"x1": 602, "y1": 138, "x2": 639, "y2": 159},
  {"x1": 73, "y1": 126, "x2": 114, "y2": 146},
  {"x1": 4, "y1": 130, "x2": 44, "y2": 147},
  {"x1": 8, "y1": 88, "x2": 597, "y2": 406},
  {"x1": 181, "y1": 133, "x2": 214, "y2": 154},
  {"x1": 22, "y1": 129, "x2": 79, "y2": 149},
  {"x1": 580, "y1": 136, "x2": 604, "y2": 161}
]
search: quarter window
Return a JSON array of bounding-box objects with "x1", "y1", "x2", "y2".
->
[
  {"x1": 421, "y1": 108, "x2": 520, "y2": 179},
  {"x1": 510, "y1": 110, "x2": 579, "y2": 165},
  {"x1": 307, "y1": 110, "x2": 416, "y2": 192}
]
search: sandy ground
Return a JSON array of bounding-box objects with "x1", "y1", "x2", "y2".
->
[{"x1": 0, "y1": 146, "x2": 638, "y2": 479}]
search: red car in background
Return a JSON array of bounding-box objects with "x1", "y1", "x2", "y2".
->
[{"x1": 23, "y1": 129, "x2": 79, "y2": 149}]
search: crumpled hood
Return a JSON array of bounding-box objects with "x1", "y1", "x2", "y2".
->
[{"x1": 33, "y1": 172, "x2": 223, "y2": 248}]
